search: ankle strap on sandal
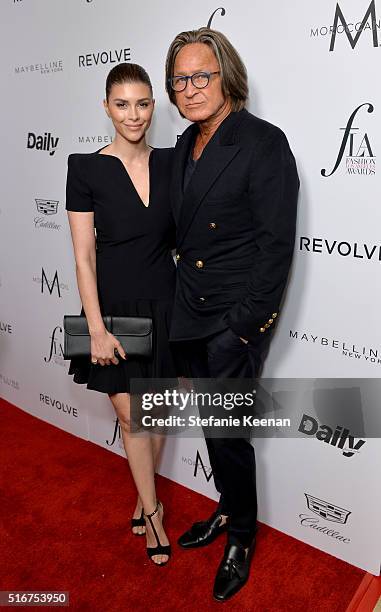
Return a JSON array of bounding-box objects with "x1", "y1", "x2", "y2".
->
[{"x1": 144, "y1": 500, "x2": 161, "y2": 519}]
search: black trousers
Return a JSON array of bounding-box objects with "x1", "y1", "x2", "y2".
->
[{"x1": 180, "y1": 326, "x2": 270, "y2": 548}]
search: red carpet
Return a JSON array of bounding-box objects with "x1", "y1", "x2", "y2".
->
[{"x1": 0, "y1": 398, "x2": 376, "y2": 611}]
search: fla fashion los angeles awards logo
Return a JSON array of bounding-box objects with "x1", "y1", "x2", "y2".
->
[
  {"x1": 106, "y1": 418, "x2": 125, "y2": 452},
  {"x1": 311, "y1": 0, "x2": 380, "y2": 51},
  {"x1": 207, "y1": 7, "x2": 226, "y2": 27},
  {"x1": 298, "y1": 494, "x2": 351, "y2": 544},
  {"x1": 44, "y1": 325, "x2": 65, "y2": 367},
  {"x1": 321, "y1": 103, "x2": 375, "y2": 177}
]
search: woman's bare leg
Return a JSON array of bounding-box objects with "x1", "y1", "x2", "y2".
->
[{"x1": 109, "y1": 392, "x2": 169, "y2": 564}]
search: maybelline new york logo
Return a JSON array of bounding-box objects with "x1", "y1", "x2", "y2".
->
[
  {"x1": 299, "y1": 494, "x2": 351, "y2": 544},
  {"x1": 321, "y1": 103, "x2": 375, "y2": 177},
  {"x1": 311, "y1": 1, "x2": 380, "y2": 51},
  {"x1": 290, "y1": 330, "x2": 381, "y2": 366},
  {"x1": 298, "y1": 413, "x2": 366, "y2": 457},
  {"x1": 15, "y1": 59, "x2": 63, "y2": 76}
]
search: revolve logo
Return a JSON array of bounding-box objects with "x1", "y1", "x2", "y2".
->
[
  {"x1": 0, "y1": 321, "x2": 13, "y2": 334},
  {"x1": 299, "y1": 236, "x2": 381, "y2": 263},
  {"x1": 321, "y1": 103, "x2": 375, "y2": 177},
  {"x1": 78, "y1": 48, "x2": 131, "y2": 68},
  {"x1": 40, "y1": 393, "x2": 79, "y2": 418}
]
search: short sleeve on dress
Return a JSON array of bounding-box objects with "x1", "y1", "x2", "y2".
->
[{"x1": 66, "y1": 154, "x2": 93, "y2": 212}]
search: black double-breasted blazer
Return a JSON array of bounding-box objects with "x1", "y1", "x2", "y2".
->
[{"x1": 170, "y1": 108, "x2": 299, "y2": 344}]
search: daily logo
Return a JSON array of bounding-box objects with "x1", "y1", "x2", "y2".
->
[
  {"x1": 27, "y1": 132, "x2": 59, "y2": 156},
  {"x1": 321, "y1": 103, "x2": 375, "y2": 177},
  {"x1": 298, "y1": 413, "x2": 366, "y2": 457}
]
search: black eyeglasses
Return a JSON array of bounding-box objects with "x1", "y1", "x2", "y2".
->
[{"x1": 168, "y1": 71, "x2": 220, "y2": 92}]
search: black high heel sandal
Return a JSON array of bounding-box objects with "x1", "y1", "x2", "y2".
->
[
  {"x1": 144, "y1": 500, "x2": 171, "y2": 566},
  {"x1": 131, "y1": 508, "x2": 145, "y2": 536}
]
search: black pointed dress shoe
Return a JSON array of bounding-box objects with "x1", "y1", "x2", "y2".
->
[
  {"x1": 178, "y1": 511, "x2": 228, "y2": 549},
  {"x1": 213, "y1": 539, "x2": 256, "y2": 602}
]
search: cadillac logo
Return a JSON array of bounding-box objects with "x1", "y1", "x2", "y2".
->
[
  {"x1": 305, "y1": 493, "x2": 351, "y2": 524},
  {"x1": 35, "y1": 199, "x2": 59, "y2": 215}
]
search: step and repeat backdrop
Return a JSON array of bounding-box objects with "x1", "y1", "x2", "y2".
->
[{"x1": 0, "y1": 0, "x2": 380, "y2": 574}]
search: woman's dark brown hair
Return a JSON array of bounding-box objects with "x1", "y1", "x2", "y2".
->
[{"x1": 105, "y1": 62, "x2": 153, "y2": 100}]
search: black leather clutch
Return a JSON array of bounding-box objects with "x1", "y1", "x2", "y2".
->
[{"x1": 63, "y1": 315, "x2": 153, "y2": 359}]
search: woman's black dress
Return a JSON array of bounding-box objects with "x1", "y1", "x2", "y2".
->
[{"x1": 65, "y1": 147, "x2": 179, "y2": 394}]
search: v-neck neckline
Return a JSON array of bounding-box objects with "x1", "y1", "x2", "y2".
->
[{"x1": 96, "y1": 146, "x2": 154, "y2": 209}]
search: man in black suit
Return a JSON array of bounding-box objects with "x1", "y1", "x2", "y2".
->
[{"x1": 165, "y1": 28, "x2": 299, "y2": 601}]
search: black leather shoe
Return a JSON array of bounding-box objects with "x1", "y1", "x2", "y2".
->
[
  {"x1": 213, "y1": 539, "x2": 256, "y2": 602},
  {"x1": 178, "y1": 511, "x2": 228, "y2": 549}
]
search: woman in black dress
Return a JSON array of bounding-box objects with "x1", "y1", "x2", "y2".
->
[{"x1": 66, "y1": 63, "x2": 176, "y2": 566}]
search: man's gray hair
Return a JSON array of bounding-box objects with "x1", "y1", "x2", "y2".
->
[{"x1": 165, "y1": 27, "x2": 248, "y2": 112}]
